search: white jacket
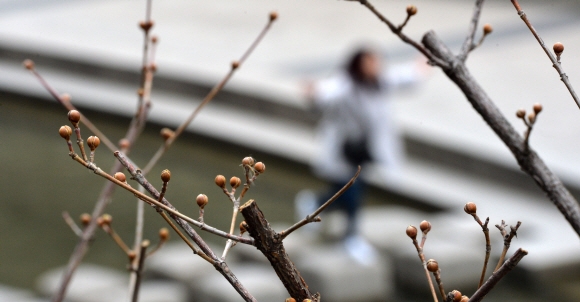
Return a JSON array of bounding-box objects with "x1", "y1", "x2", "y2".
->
[{"x1": 310, "y1": 66, "x2": 418, "y2": 183}]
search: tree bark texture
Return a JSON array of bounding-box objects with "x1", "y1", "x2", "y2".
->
[
  {"x1": 421, "y1": 30, "x2": 580, "y2": 236},
  {"x1": 240, "y1": 199, "x2": 318, "y2": 302}
]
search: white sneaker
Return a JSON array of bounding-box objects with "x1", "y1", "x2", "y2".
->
[{"x1": 344, "y1": 234, "x2": 379, "y2": 266}]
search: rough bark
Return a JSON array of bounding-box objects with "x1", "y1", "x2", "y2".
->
[
  {"x1": 240, "y1": 199, "x2": 318, "y2": 302},
  {"x1": 421, "y1": 30, "x2": 580, "y2": 236}
]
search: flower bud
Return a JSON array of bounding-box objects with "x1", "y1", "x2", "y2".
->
[
  {"x1": 215, "y1": 175, "x2": 226, "y2": 188},
  {"x1": 406, "y1": 5, "x2": 417, "y2": 16},
  {"x1": 196, "y1": 194, "x2": 208, "y2": 209},
  {"x1": 240, "y1": 221, "x2": 248, "y2": 234},
  {"x1": 151, "y1": 35, "x2": 158, "y2": 43},
  {"x1": 460, "y1": 296, "x2": 469, "y2": 302},
  {"x1": 59, "y1": 125, "x2": 73, "y2": 140},
  {"x1": 23, "y1": 59, "x2": 35, "y2": 70},
  {"x1": 161, "y1": 169, "x2": 171, "y2": 183},
  {"x1": 87, "y1": 136, "x2": 100, "y2": 151},
  {"x1": 516, "y1": 108, "x2": 526, "y2": 119},
  {"x1": 230, "y1": 176, "x2": 241, "y2": 188},
  {"x1": 118, "y1": 138, "x2": 130, "y2": 150},
  {"x1": 160, "y1": 128, "x2": 174, "y2": 141},
  {"x1": 269, "y1": 11, "x2": 278, "y2": 21},
  {"x1": 426, "y1": 259, "x2": 439, "y2": 272},
  {"x1": 114, "y1": 172, "x2": 127, "y2": 183},
  {"x1": 128, "y1": 250, "x2": 137, "y2": 261},
  {"x1": 451, "y1": 290, "x2": 462, "y2": 302},
  {"x1": 61, "y1": 93, "x2": 71, "y2": 103},
  {"x1": 100, "y1": 214, "x2": 112, "y2": 226},
  {"x1": 406, "y1": 225, "x2": 417, "y2": 240},
  {"x1": 483, "y1": 23, "x2": 493, "y2": 35},
  {"x1": 528, "y1": 112, "x2": 536, "y2": 124},
  {"x1": 254, "y1": 162, "x2": 266, "y2": 173},
  {"x1": 139, "y1": 20, "x2": 154, "y2": 31},
  {"x1": 553, "y1": 42, "x2": 564, "y2": 55},
  {"x1": 159, "y1": 228, "x2": 169, "y2": 241},
  {"x1": 242, "y1": 156, "x2": 255, "y2": 166},
  {"x1": 68, "y1": 110, "x2": 81, "y2": 125},
  {"x1": 80, "y1": 213, "x2": 91, "y2": 226},
  {"x1": 464, "y1": 202, "x2": 477, "y2": 215},
  {"x1": 420, "y1": 220, "x2": 431, "y2": 234},
  {"x1": 533, "y1": 103, "x2": 542, "y2": 114},
  {"x1": 231, "y1": 61, "x2": 240, "y2": 69}
]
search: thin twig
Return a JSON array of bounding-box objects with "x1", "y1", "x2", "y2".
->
[
  {"x1": 62, "y1": 212, "x2": 83, "y2": 237},
  {"x1": 142, "y1": 13, "x2": 278, "y2": 175},
  {"x1": 494, "y1": 221, "x2": 521, "y2": 272},
  {"x1": 458, "y1": 0, "x2": 486, "y2": 61},
  {"x1": 158, "y1": 211, "x2": 213, "y2": 263},
  {"x1": 346, "y1": 0, "x2": 448, "y2": 68},
  {"x1": 469, "y1": 248, "x2": 528, "y2": 302},
  {"x1": 25, "y1": 67, "x2": 117, "y2": 152},
  {"x1": 280, "y1": 166, "x2": 361, "y2": 239},
  {"x1": 101, "y1": 223, "x2": 132, "y2": 255},
  {"x1": 509, "y1": 0, "x2": 580, "y2": 109},
  {"x1": 131, "y1": 240, "x2": 149, "y2": 302},
  {"x1": 413, "y1": 239, "x2": 438, "y2": 302}
]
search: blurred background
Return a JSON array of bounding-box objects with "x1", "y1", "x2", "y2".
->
[{"x1": 1, "y1": 0, "x2": 580, "y2": 301}]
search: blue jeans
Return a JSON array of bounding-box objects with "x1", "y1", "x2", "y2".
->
[{"x1": 318, "y1": 179, "x2": 365, "y2": 237}]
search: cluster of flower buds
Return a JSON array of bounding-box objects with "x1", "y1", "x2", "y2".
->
[
  {"x1": 449, "y1": 290, "x2": 469, "y2": 302},
  {"x1": 516, "y1": 103, "x2": 542, "y2": 127}
]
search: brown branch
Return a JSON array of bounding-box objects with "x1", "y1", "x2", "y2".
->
[
  {"x1": 458, "y1": 0, "x2": 486, "y2": 61},
  {"x1": 468, "y1": 248, "x2": 528, "y2": 302},
  {"x1": 131, "y1": 240, "x2": 149, "y2": 302},
  {"x1": 142, "y1": 12, "x2": 278, "y2": 175},
  {"x1": 421, "y1": 31, "x2": 580, "y2": 237},
  {"x1": 347, "y1": 0, "x2": 449, "y2": 68},
  {"x1": 509, "y1": 0, "x2": 580, "y2": 109},
  {"x1": 494, "y1": 221, "x2": 521, "y2": 272},
  {"x1": 280, "y1": 166, "x2": 361, "y2": 239},
  {"x1": 240, "y1": 199, "x2": 319, "y2": 302}
]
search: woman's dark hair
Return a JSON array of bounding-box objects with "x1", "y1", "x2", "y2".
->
[{"x1": 345, "y1": 48, "x2": 381, "y2": 89}]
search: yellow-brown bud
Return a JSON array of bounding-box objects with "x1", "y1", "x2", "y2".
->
[
  {"x1": 215, "y1": 175, "x2": 226, "y2": 188},
  {"x1": 230, "y1": 176, "x2": 241, "y2": 189},
  {"x1": 128, "y1": 251, "x2": 137, "y2": 261},
  {"x1": 533, "y1": 103, "x2": 543, "y2": 114},
  {"x1": 160, "y1": 128, "x2": 174, "y2": 141},
  {"x1": 406, "y1": 225, "x2": 417, "y2": 240},
  {"x1": 139, "y1": 20, "x2": 154, "y2": 31},
  {"x1": 68, "y1": 110, "x2": 81, "y2": 125},
  {"x1": 464, "y1": 202, "x2": 477, "y2": 215},
  {"x1": 118, "y1": 138, "x2": 130, "y2": 150},
  {"x1": 426, "y1": 259, "x2": 439, "y2": 272},
  {"x1": 269, "y1": 11, "x2": 278, "y2": 21},
  {"x1": 406, "y1": 5, "x2": 417, "y2": 16},
  {"x1": 87, "y1": 136, "x2": 100, "y2": 151},
  {"x1": 159, "y1": 228, "x2": 169, "y2": 241},
  {"x1": 516, "y1": 108, "x2": 526, "y2": 119},
  {"x1": 196, "y1": 194, "x2": 208, "y2": 209},
  {"x1": 451, "y1": 290, "x2": 462, "y2": 302},
  {"x1": 242, "y1": 156, "x2": 255, "y2": 166},
  {"x1": 460, "y1": 296, "x2": 469, "y2": 302},
  {"x1": 483, "y1": 23, "x2": 493, "y2": 35},
  {"x1": 231, "y1": 61, "x2": 240, "y2": 70},
  {"x1": 240, "y1": 221, "x2": 248, "y2": 234},
  {"x1": 254, "y1": 162, "x2": 266, "y2": 173},
  {"x1": 23, "y1": 59, "x2": 35, "y2": 70},
  {"x1": 553, "y1": 42, "x2": 564, "y2": 55},
  {"x1": 528, "y1": 112, "x2": 536, "y2": 124},
  {"x1": 80, "y1": 213, "x2": 91, "y2": 226},
  {"x1": 161, "y1": 169, "x2": 171, "y2": 183},
  {"x1": 59, "y1": 125, "x2": 73, "y2": 140},
  {"x1": 114, "y1": 172, "x2": 127, "y2": 183},
  {"x1": 100, "y1": 214, "x2": 112, "y2": 226},
  {"x1": 420, "y1": 220, "x2": 431, "y2": 234}
]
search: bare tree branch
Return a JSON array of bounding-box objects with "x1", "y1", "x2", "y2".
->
[
  {"x1": 508, "y1": 0, "x2": 580, "y2": 109},
  {"x1": 458, "y1": 0, "x2": 486, "y2": 61},
  {"x1": 468, "y1": 248, "x2": 528, "y2": 302}
]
